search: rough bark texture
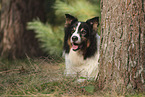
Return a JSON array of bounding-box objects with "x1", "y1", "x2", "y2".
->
[
  {"x1": 0, "y1": 0, "x2": 46, "y2": 59},
  {"x1": 99, "y1": 0, "x2": 144, "y2": 92}
]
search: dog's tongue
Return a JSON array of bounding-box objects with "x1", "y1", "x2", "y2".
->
[{"x1": 72, "y1": 44, "x2": 79, "y2": 50}]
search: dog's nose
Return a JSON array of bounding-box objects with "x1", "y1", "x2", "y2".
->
[{"x1": 72, "y1": 36, "x2": 78, "y2": 41}]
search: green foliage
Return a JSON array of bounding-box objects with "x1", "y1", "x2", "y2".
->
[
  {"x1": 0, "y1": 3, "x2": 1, "y2": 11},
  {"x1": 27, "y1": 20, "x2": 64, "y2": 57},
  {"x1": 0, "y1": 0, "x2": 1, "y2": 11},
  {"x1": 54, "y1": 0, "x2": 100, "y2": 21},
  {"x1": 27, "y1": 0, "x2": 101, "y2": 57},
  {"x1": 84, "y1": 85, "x2": 95, "y2": 94},
  {"x1": 125, "y1": 93, "x2": 145, "y2": 97}
]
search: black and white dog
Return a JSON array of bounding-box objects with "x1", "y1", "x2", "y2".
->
[{"x1": 63, "y1": 14, "x2": 100, "y2": 81}]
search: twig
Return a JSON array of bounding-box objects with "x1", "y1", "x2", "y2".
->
[{"x1": 0, "y1": 69, "x2": 20, "y2": 74}]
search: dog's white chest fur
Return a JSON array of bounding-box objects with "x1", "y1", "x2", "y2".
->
[{"x1": 65, "y1": 48, "x2": 99, "y2": 79}]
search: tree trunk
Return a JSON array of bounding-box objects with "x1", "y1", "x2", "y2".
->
[
  {"x1": 98, "y1": 0, "x2": 144, "y2": 92},
  {"x1": 0, "y1": 0, "x2": 46, "y2": 59}
]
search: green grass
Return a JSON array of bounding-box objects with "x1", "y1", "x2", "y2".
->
[{"x1": 0, "y1": 57, "x2": 144, "y2": 97}]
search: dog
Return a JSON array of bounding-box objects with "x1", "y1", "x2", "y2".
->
[{"x1": 63, "y1": 14, "x2": 100, "y2": 81}]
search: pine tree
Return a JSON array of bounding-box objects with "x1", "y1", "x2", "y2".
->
[
  {"x1": 27, "y1": 20, "x2": 64, "y2": 57},
  {"x1": 27, "y1": 0, "x2": 100, "y2": 58}
]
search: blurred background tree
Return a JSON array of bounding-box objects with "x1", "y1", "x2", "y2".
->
[
  {"x1": 27, "y1": 0, "x2": 101, "y2": 58},
  {"x1": 0, "y1": 0, "x2": 46, "y2": 59}
]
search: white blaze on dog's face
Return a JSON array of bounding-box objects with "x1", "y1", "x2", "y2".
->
[{"x1": 70, "y1": 22, "x2": 81, "y2": 50}]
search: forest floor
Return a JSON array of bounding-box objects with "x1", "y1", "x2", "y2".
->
[{"x1": 0, "y1": 57, "x2": 144, "y2": 97}]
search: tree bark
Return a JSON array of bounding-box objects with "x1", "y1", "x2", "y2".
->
[
  {"x1": 98, "y1": 0, "x2": 144, "y2": 92},
  {"x1": 0, "y1": 0, "x2": 46, "y2": 59}
]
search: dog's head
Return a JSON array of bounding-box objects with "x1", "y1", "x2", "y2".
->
[{"x1": 64, "y1": 14, "x2": 99, "y2": 55}]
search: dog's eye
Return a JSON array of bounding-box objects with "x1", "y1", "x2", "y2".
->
[
  {"x1": 71, "y1": 27, "x2": 76, "y2": 33},
  {"x1": 71, "y1": 30, "x2": 75, "y2": 33},
  {"x1": 81, "y1": 30, "x2": 86, "y2": 35}
]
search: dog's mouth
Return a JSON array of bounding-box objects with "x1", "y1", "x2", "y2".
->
[{"x1": 71, "y1": 43, "x2": 81, "y2": 51}]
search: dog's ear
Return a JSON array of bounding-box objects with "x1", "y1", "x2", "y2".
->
[
  {"x1": 86, "y1": 17, "x2": 99, "y2": 31},
  {"x1": 65, "y1": 14, "x2": 78, "y2": 27}
]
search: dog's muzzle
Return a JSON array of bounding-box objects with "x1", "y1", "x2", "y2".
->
[{"x1": 71, "y1": 35, "x2": 81, "y2": 51}]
